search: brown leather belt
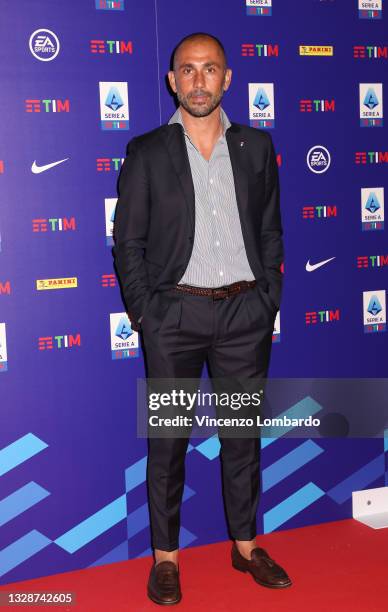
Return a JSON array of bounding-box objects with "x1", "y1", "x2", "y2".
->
[{"x1": 172, "y1": 280, "x2": 257, "y2": 300}]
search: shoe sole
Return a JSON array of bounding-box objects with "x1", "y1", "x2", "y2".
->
[
  {"x1": 147, "y1": 588, "x2": 182, "y2": 605},
  {"x1": 232, "y1": 562, "x2": 292, "y2": 589}
]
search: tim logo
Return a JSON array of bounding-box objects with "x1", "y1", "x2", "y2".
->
[
  {"x1": 99, "y1": 82, "x2": 129, "y2": 130},
  {"x1": 32, "y1": 218, "x2": 76, "y2": 232},
  {"x1": 25, "y1": 100, "x2": 70, "y2": 113},
  {"x1": 361, "y1": 187, "x2": 384, "y2": 230},
  {"x1": 38, "y1": 334, "x2": 81, "y2": 350},
  {"x1": 110, "y1": 313, "x2": 139, "y2": 360},
  {"x1": 90, "y1": 40, "x2": 132, "y2": 54},
  {"x1": 363, "y1": 290, "x2": 386, "y2": 333},
  {"x1": 355, "y1": 151, "x2": 388, "y2": 164},
  {"x1": 246, "y1": 0, "x2": 272, "y2": 16},
  {"x1": 0, "y1": 281, "x2": 11, "y2": 295},
  {"x1": 307, "y1": 146, "x2": 331, "y2": 174},
  {"x1": 0, "y1": 322, "x2": 7, "y2": 372},
  {"x1": 354, "y1": 45, "x2": 387, "y2": 59},
  {"x1": 241, "y1": 43, "x2": 278, "y2": 57},
  {"x1": 105, "y1": 198, "x2": 117, "y2": 245},
  {"x1": 305, "y1": 309, "x2": 340, "y2": 325},
  {"x1": 95, "y1": 0, "x2": 124, "y2": 10},
  {"x1": 29, "y1": 29, "x2": 60, "y2": 62},
  {"x1": 97, "y1": 158, "x2": 124, "y2": 172},
  {"x1": 359, "y1": 84, "x2": 383, "y2": 127},
  {"x1": 101, "y1": 274, "x2": 116, "y2": 287},
  {"x1": 300, "y1": 99, "x2": 335, "y2": 112},
  {"x1": 358, "y1": 0, "x2": 382, "y2": 19},
  {"x1": 357, "y1": 255, "x2": 388, "y2": 268},
  {"x1": 302, "y1": 205, "x2": 337, "y2": 219},
  {"x1": 249, "y1": 83, "x2": 275, "y2": 128}
]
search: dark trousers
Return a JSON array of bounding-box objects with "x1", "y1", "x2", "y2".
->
[{"x1": 140, "y1": 283, "x2": 276, "y2": 551}]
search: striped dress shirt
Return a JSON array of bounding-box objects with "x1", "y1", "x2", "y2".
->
[{"x1": 168, "y1": 107, "x2": 255, "y2": 288}]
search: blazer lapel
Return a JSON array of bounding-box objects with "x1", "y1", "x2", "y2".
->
[
  {"x1": 226, "y1": 124, "x2": 249, "y2": 221},
  {"x1": 162, "y1": 124, "x2": 195, "y2": 232}
]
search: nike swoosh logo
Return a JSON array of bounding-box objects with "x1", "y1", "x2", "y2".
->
[
  {"x1": 306, "y1": 257, "x2": 336, "y2": 272},
  {"x1": 31, "y1": 158, "x2": 69, "y2": 174}
]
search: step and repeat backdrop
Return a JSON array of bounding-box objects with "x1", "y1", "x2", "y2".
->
[{"x1": 1, "y1": 0, "x2": 387, "y2": 584}]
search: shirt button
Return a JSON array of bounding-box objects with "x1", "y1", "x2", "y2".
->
[
  {"x1": 219, "y1": 270, "x2": 223, "y2": 276},
  {"x1": 213, "y1": 209, "x2": 216, "y2": 215},
  {"x1": 215, "y1": 240, "x2": 220, "y2": 246},
  {"x1": 210, "y1": 178, "x2": 213, "y2": 184}
]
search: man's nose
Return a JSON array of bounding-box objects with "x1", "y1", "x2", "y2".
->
[{"x1": 193, "y1": 70, "x2": 205, "y2": 88}]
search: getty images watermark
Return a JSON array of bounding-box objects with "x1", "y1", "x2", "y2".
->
[{"x1": 136, "y1": 378, "x2": 388, "y2": 439}]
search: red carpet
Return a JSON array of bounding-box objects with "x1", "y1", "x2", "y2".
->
[{"x1": 1, "y1": 519, "x2": 387, "y2": 611}]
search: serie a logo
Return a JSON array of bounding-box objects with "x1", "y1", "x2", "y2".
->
[
  {"x1": 361, "y1": 187, "x2": 384, "y2": 230},
  {"x1": 110, "y1": 313, "x2": 139, "y2": 360},
  {"x1": 359, "y1": 84, "x2": 383, "y2": 127},
  {"x1": 246, "y1": 0, "x2": 272, "y2": 16},
  {"x1": 358, "y1": 0, "x2": 382, "y2": 19},
  {"x1": 248, "y1": 83, "x2": 275, "y2": 128},
  {"x1": 363, "y1": 290, "x2": 386, "y2": 333},
  {"x1": 99, "y1": 82, "x2": 129, "y2": 130}
]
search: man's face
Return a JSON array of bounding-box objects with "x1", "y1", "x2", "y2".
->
[{"x1": 168, "y1": 38, "x2": 232, "y2": 118}]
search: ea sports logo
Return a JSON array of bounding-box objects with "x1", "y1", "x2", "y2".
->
[
  {"x1": 29, "y1": 29, "x2": 60, "y2": 62},
  {"x1": 307, "y1": 145, "x2": 331, "y2": 174}
]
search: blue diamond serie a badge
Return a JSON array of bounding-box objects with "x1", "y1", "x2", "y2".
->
[
  {"x1": 99, "y1": 82, "x2": 129, "y2": 130},
  {"x1": 110, "y1": 313, "x2": 139, "y2": 359},
  {"x1": 363, "y1": 290, "x2": 386, "y2": 333},
  {"x1": 246, "y1": 0, "x2": 272, "y2": 16},
  {"x1": 361, "y1": 187, "x2": 384, "y2": 230},
  {"x1": 358, "y1": 0, "x2": 382, "y2": 19},
  {"x1": 249, "y1": 83, "x2": 275, "y2": 128}
]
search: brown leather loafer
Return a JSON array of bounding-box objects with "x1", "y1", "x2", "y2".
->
[
  {"x1": 231, "y1": 542, "x2": 292, "y2": 589},
  {"x1": 147, "y1": 560, "x2": 182, "y2": 605}
]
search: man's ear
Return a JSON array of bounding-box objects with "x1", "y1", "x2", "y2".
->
[
  {"x1": 168, "y1": 70, "x2": 177, "y2": 93},
  {"x1": 223, "y1": 68, "x2": 232, "y2": 92}
]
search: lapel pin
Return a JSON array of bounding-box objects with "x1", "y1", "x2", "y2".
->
[{"x1": 240, "y1": 141, "x2": 245, "y2": 147}]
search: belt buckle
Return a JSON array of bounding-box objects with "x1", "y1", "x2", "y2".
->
[{"x1": 213, "y1": 287, "x2": 228, "y2": 300}]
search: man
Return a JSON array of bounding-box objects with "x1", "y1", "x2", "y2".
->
[{"x1": 113, "y1": 32, "x2": 291, "y2": 605}]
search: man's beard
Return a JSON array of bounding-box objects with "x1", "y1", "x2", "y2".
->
[{"x1": 177, "y1": 88, "x2": 224, "y2": 118}]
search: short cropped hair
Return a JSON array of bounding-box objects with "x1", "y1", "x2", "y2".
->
[{"x1": 172, "y1": 32, "x2": 228, "y2": 70}]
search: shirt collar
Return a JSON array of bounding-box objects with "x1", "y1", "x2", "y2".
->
[{"x1": 168, "y1": 106, "x2": 231, "y2": 138}]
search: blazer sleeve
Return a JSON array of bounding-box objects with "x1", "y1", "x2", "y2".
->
[
  {"x1": 112, "y1": 138, "x2": 153, "y2": 330},
  {"x1": 261, "y1": 132, "x2": 284, "y2": 311}
]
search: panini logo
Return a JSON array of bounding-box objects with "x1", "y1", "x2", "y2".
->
[
  {"x1": 32, "y1": 217, "x2": 76, "y2": 232},
  {"x1": 305, "y1": 310, "x2": 340, "y2": 325},
  {"x1": 300, "y1": 99, "x2": 335, "y2": 112},
  {"x1": 36, "y1": 277, "x2": 78, "y2": 291},
  {"x1": 0, "y1": 281, "x2": 11, "y2": 295},
  {"x1": 25, "y1": 99, "x2": 70, "y2": 113},
  {"x1": 302, "y1": 206, "x2": 337, "y2": 219},
  {"x1": 355, "y1": 151, "x2": 388, "y2": 164},
  {"x1": 299, "y1": 46, "x2": 334, "y2": 56},
  {"x1": 97, "y1": 158, "x2": 124, "y2": 172},
  {"x1": 90, "y1": 40, "x2": 132, "y2": 54},
  {"x1": 241, "y1": 43, "x2": 279, "y2": 57},
  {"x1": 353, "y1": 46, "x2": 387, "y2": 59},
  {"x1": 0, "y1": 161, "x2": 4, "y2": 173},
  {"x1": 38, "y1": 334, "x2": 81, "y2": 350}
]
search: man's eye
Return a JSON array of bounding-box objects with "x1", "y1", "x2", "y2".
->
[
  {"x1": 183, "y1": 68, "x2": 192, "y2": 74},
  {"x1": 207, "y1": 67, "x2": 215, "y2": 72}
]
